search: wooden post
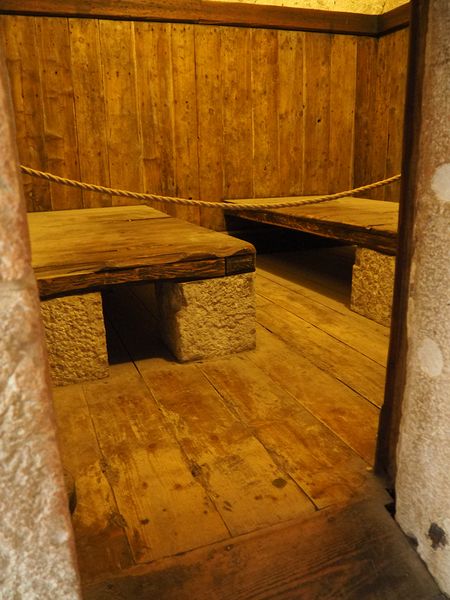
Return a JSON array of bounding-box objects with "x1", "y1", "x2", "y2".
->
[{"x1": 375, "y1": 0, "x2": 428, "y2": 483}]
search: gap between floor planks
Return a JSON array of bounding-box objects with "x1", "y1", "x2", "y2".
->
[
  {"x1": 53, "y1": 247, "x2": 388, "y2": 584},
  {"x1": 83, "y1": 497, "x2": 444, "y2": 600}
]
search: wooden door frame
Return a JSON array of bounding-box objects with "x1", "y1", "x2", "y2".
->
[{"x1": 375, "y1": 0, "x2": 428, "y2": 485}]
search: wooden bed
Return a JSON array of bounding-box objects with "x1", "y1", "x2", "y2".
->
[
  {"x1": 226, "y1": 196, "x2": 399, "y2": 326},
  {"x1": 225, "y1": 196, "x2": 399, "y2": 255},
  {"x1": 28, "y1": 205, "x2": 256, "y2": 385}
]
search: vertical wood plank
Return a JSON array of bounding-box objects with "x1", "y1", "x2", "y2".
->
[
  {"x1": 251, "y1": 29, "x2": 279, "y2": 198},
  {"x1": 303, "y1": 33, "x2": 331, "y2": 194},
  {"x1": 0, "y1": 15, "x2": 50, "y2": 211},
  {"x1": 69, "y1": 18, "x2": 111, "y2": 208},
  {"x1": 138, "y1": 360, "x2": 314, "y2": 536},
  {"x1": 221, "y1": 27, "x2": 253, "y2": 200},
  {"x1": 52, "y1": 384, "x2": 134, "y2": 582},
  {"x1": 134, "y1": 22, "x2": 172, "y2": 214},
  {"x1": 277, "y1": 30, "x2": 304, "y2": 196},
  {"x1": 2, "y1": 17, "x2": 408, "y2": 216},
  {"x1": 353, "y1": 36, "x2": 378, "y2": 197},
  {"x1": 36, "y1": 17, "x2": 82, "y2": 210},
  {"x1": 171, "y1": 23, "x2": 201, "y2": 224},
  {"x1": 329, "y1": 34, "x2": 357, "y2": 192},
  {"x1": 83, "y1": 363, "x2": 229, "y2": 564},
  {"x1": 384, "y1": 28, "x2": 408, "y2": 202},
  {"x1": 195, "y1": 25, "x2": 225, "y2": 230},
  {"x1": 134, "y1": 22, "x2": 165, "y2": 210},
  {"x1": 99, "y1": 20, "x2": 143, "y2": 205},
  {"x1": 370, "y1": 33, "x2": 391, "y2": 200}
]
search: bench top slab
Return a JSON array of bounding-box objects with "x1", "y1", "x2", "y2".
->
[
  {"x1": 28, "y1": 205, "x2": 255, "y2": 298},
  {"x1": 225, "y1": 196, "x2": 399, "y2": 254}
]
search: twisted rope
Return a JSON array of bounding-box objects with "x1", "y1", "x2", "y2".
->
[{"x1": 20, "y1": 165, "x2": 400, "y2": 211}]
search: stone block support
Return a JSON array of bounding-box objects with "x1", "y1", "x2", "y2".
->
[
  {"x1": 156, "y1": 273, "x2": 256, "y2": 362},
  {"x1": 40, "y1": 292, "x2": 109, "y2": 386},
  {"x1": 350, "y1": 247, "x2": 395, "y2": 326}
]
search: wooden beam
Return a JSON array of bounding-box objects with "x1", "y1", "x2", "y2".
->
[
  {"x1": 375, "y1": 1, "x2": 424, "y2": 484},
  {"x1": 0, "y1": 0, "x2": 379, "y2": 36},
  {"x1": 378, "y1": 3, "x2": 410, "y2": 36}
]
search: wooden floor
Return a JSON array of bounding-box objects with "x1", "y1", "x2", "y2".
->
[{"x1": 52, "y1": 246, "x2": 442, "y2": 599}]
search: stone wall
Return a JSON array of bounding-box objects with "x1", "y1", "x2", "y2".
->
[
  {"x1": 0, "y1": 53, "x2": 81, "y2": 598},
  {"x1": 395, "y1": 1, "x2": 450, "y2": 595}
]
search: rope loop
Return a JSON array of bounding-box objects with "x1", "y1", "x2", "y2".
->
[{"x1": 20, "y1": 165, "x2": 400, "y2": 211}]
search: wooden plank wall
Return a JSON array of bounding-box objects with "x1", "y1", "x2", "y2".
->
[
  {"x1": 0, "y1": 16, "x2": 408, "y2": 229},
  {"x1": 354, "y1": 28, "x2": 409, "y2": 201}
]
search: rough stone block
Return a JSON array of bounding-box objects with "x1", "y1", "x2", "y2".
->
[
  {"x1": 40, "y1": 292, "x2": 109, "y2": 386},
  {"x1": 156, "y1": 273, "x2": 256, "y2": 362},
  {"x1": 0, "y1": 281, "x2": 82, "y2": 598},
  {"x1": 351, "y1": 247, "x2": 395, "y2": 326}
]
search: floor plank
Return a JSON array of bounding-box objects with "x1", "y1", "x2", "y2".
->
[
  {"x1": 107, "y1": 284, "x2": 316, "y2": 533},
  {"x1": 256, "y1": 250, "x2": 390, "y2": 340},
  {"x1": 84, "y1": 498, "x2": 444, "y2": 600},
  {"x1": 256, "y1": 274, "x2": 388, "y2": 366},
  {"x1": 250, "y1": 325, "x2": 379, "y2": 464},
  {"x1": 137, "y1": 358, "x2": 315, "y2": 535},
  {"x1": 52, "y1": 385, "x2": 134, "y2": 582},
  {"x1": 82, "y1": 363, "x2": 229, "y2": 564},
  {"x1": 52, "y1": 245, "x2": 401, "y2": 593},
  {"x1": 200, "y1": 355, "x2": 372, "y2": 509}
]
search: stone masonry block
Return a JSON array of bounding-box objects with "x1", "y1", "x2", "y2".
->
[
  {"x1": 351, "y1": 247, "x2": 395, "y2": 326},
  {"x1": 156, "y1": 273, "x2": 256, "y2": 362},
  {"x1": 40, "y1": 292, "x2": 109, "y2": 386}
]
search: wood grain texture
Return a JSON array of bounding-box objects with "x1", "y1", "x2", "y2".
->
[
  {"x1": 133, "y1": 21, "x2": 164, "y2": 211},
  {"x1": 0, "y1": 14, "x2": 408, "y2": 226},
  {"x1": 329, "y1": 34, "x2": 356, "y2": 191},
  {"x1": 35, "y1": 17, "x2": 82, "y2": 210},
  {"x1": 50, "y1": 245, "x2": 403, "y2": 590},
  {"x1": 303, "y1": 33, "x2": 331, "y2": 194},
  {"x1": 221, "y1": 27, "x2": 253, "y2": 200},
  {"x1": 255, "y1": 300, "x2": 386, "y2": 407},
  {"x1": 251, "y1": 29, "x2": 279, "y2": 197},
  {"x1": 277, "y1": 30, "x2": 304, "y2": 196},
  {"x1": 195, "y1": 26, "x2": 225, "y2": 230},
  {"x1": 378, "y1": 2, "x2": 410, "y2": 35},
  {"x1": 256, "y1": 274, "x2": 388, "y2": 366},
  {"x1": 376, "y1": 1, "x2": 423, "y2": 483},
  {"x1": 134, "y1": 22, "x2": 176, "y2": 210},
  {"x1": 200, "y1": 355, "x2": 373, "y2": 508},
  {"x1": 138, "y1": 359, "x2": 315, "y2": 535},
  {"x1": 84, "y1": 498, "x2": 444, "y2": 600},
  {"x1": 384, "y1": 28, "x2": 408, "y2": 201},
  {"x1": 0, "y1": 1, "x2": 380, "y2": 35},
  {"x1": 353, "y1": 28, "x2": 408, "y2": 201},
  {"x1": 83, "y1": 363, "x2": 229, "y2": 563},
  {"x1": 353, "y1": 36, "x2": 379, "y2": 196},
  {"x1": 69, "y1": 18, "x2": 111, "y2": 208},
  {"x1": 99, "y1": 20, "x2": 144, "y2": 203},
  {"x1": 27, "y1": 205, "x2": 255, "y2": 297},
  {"x1": 171, "y1": 23, "x2": 201, "y2": 224},
  {"x1": 52, "y1": 384, "x2": 134, "y2": 582},
  {"x1": 0, "y1": 16, "x2": 50, "y2": 211},
  {"x1": 226, "y1": 196, "x2": 399, "y2": 254},
  {"x1": 252, "y1": 324, "x2": 380, "y2": 464},
  {"x1": 369, "y1": 27, "x2": 392, "y2": 200}
]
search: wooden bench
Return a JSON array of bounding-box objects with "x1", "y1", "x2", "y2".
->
[
  {"x1": 28, "y1": 205, "x2": 256, "y2": 386},
  {"x1": 226, "y1": 196, "x2": 399, "y2": 326}
]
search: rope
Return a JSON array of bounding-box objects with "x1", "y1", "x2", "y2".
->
[{"x1": 20, "y1": 165, "x2": 400, "y2": 212}]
